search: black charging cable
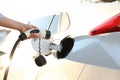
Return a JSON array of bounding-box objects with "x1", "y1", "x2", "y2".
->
[
  {"x1": 3, "y1": 32, "x2": 28, "y2": 80},
  {"x1": 3, "y1": 38, "x2": 21, "y2": 80}
]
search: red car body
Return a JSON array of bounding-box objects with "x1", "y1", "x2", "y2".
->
[{"x1": 89, "y1": 13, "x2": 120, "y2": 36}]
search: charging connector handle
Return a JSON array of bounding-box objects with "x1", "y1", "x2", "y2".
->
[{"x1": 19, "y1": 28, "x2": 51, "y2": 41}]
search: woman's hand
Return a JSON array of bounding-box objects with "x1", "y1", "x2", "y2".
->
[{"x1": 21, "y1": 24, "x2": 38, "y2": 38}]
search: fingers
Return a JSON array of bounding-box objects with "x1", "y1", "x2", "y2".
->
[
  {"x1": 21, "y1": 24, "x2": 37, "y2": 33},
  {"x1": 25, "y1": 25, "x2": 37, "y2": 31},
  {"x1": 28, "y1": 33, "x2": 38, "y2": 39},
  {"x1": 21, "y1": 24, "x2": 38, "y2": 39}
]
